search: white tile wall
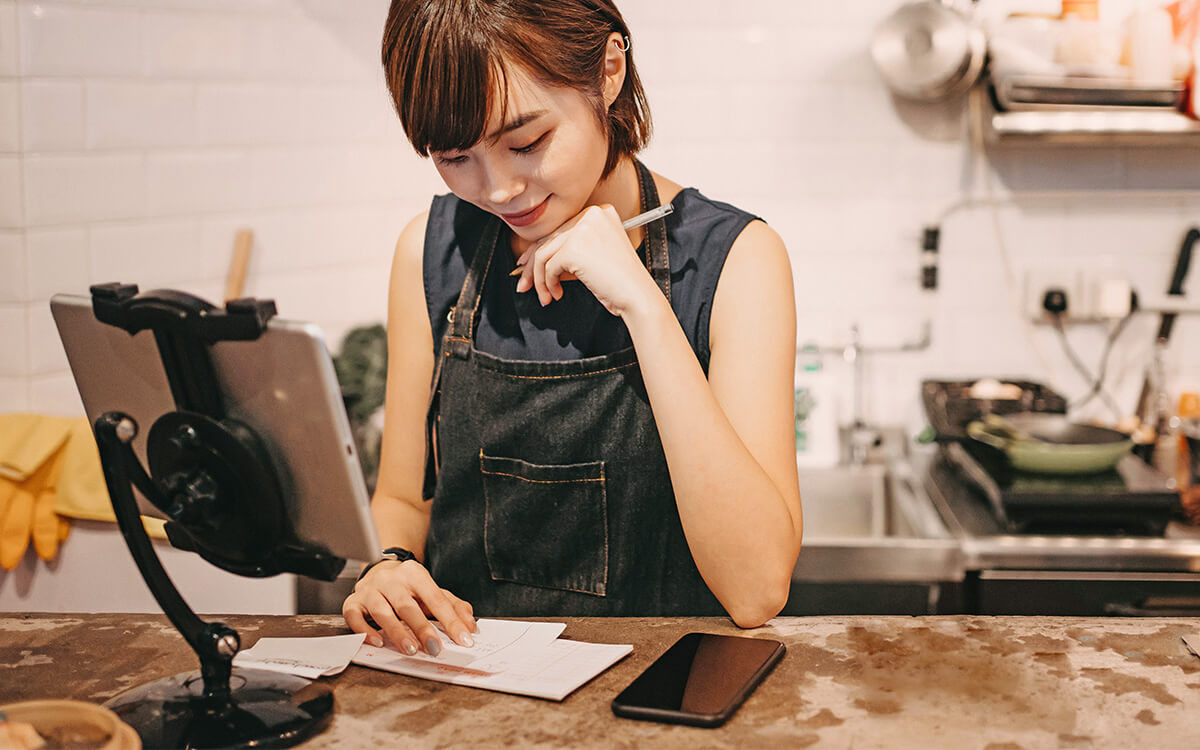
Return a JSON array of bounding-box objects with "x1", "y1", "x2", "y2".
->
[
  {"x1": 18, "y1": 3, "x2": 141, "y2": 77},
  {"x1": 0, "y1": 155, "x2": 21, "y2": 228},
  {"x1": 0, "y1": 303, "x2": 27, "y2": 377},
  {"x1": 0, "y1": 377, "x2": 25, "y2": 412},
  {"x1": 142, "y1": 9, "x2": 248, "y2": 79},
  {"x1": 27, "y1": 227, "x2": 88, "y2": 299},
  {"x1": 0, "y1": 0, "x2": 1196, "y2": 442},
  {"x1": 21, "y1": 80, "x2": 84, "y2": 152},
  {"x1": 86, "y1": 81, "x2": 195, "y2": 149},
  {"x1": 0, "y1": 229, "x2": 25, "y2": 302},
  {"x1": 145, "y1": 150, "x2": 251, "y2": 216},
  {"x1": 24, "y1": 152, "x2": 145, "y2": 225},
  {"x1": 0, "y1": 80, "x2": 18, "y2": 153},
  {"x1": 26, "y1": 300, "x2": 65, "y2": 374},
  {"x1": 0, "y1": 1, "x2": 18, "y2": 78},
  {"x1": 90, "y1": 218, "x2": 202, "y2": 287},
  {"x1": 26, "y1": 370, "x2": 84, "y2": 416}
]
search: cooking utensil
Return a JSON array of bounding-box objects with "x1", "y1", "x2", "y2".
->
[
  {"x1": 1133, "y1": 227, "x2": 1197, "y2": 426},
  {"x1": 871, "y1": 0, "x2": 986, "y2": 100},
  {"x1": 967, "y1": 413, "x2": 1134, "y2": 475},
  {"x1": 224, "y1": 228, "x2": 254, "y2": 302}
]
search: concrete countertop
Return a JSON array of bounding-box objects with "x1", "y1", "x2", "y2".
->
[{"x1": 2, "y1": 614, "x2": 1199, "y2": 748}]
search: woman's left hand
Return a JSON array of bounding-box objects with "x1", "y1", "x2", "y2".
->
[{"x1": 514, "y1": 204, "x2": 656, "y2": 318}]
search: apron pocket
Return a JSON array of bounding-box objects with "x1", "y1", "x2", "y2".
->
[{"x1": 480, "y1": 453, "x2": 608, "y2": 597}]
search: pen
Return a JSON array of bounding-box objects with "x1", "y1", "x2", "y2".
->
[{"x1": 509, "y1": 203, "x2": 675, "y2": 276}]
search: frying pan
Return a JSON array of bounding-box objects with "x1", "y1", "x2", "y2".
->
[{"x1": 966, "y1": 413, "x2": 1134, "y2": 475}]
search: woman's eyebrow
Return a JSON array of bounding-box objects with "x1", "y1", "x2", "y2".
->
[{"x1": 486, "y1": 110, "x2": 548, "y2": 143}]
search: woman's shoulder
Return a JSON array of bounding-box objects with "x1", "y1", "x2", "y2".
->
[
  {"x1": 666, "y1": 187, "x2": 762, "y2": 264},
  {"x1": 672, "y1": 187, "x2": 759, "y2": 225}
]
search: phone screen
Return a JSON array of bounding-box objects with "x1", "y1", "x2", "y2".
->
[{"x1": 611, "y1": 633, "x2": 785, "y2": 727}]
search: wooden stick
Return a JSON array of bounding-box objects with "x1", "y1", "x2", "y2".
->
[{"x1": 224, "y1": 229, "x2": 254, "y2": 302}]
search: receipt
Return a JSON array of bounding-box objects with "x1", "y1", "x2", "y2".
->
[
  {"x1": 234, "y1": 632, "x2": 367, "y2": 679},
  {"x1": 1183, "y1": 634, "x2": 1200, "y2": 659}
]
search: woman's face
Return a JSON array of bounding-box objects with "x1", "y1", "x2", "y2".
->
[{"x1": 430, "y1": 66, "x2": 610, "y2": 243}]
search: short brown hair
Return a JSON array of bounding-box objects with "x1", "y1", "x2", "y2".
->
[{"x1": 382, "y1": 0, "x2": 651, "y2": 177}]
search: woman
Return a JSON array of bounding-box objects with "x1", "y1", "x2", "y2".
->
[{"x1": 343, "y1": 0, "x2": 802, "y2": 657}]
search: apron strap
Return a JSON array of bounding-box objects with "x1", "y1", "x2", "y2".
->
[
  {"x1": 422, "y1": 219, "x2": 501, "y2": 499},
  {"x1": 633, "y1": 159, "x2": 671, "y2": 302}
]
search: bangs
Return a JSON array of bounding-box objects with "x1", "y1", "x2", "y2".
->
[
  {"x1": 384, "y1": 4, "x2": 510, "y2": 156},
  {"x1": 383, "y1": 0, "x2": 652, "y2": 176}
]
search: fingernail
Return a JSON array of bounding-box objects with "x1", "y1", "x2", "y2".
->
[
  {"x1": 402, "y1": 641, "x2": 418, "y2": 656},
  {"x1": 368, "y1": 634, "x2": 384, "y2": 648},
  {"x1": 425, "y1": 637, "x2": 442, "y2": 656},
  {"x1": 459, "y1": 632, "x2": 475, "y2": 648}
]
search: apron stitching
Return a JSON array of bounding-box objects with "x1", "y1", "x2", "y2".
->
[
  {"x1": 479, "y1": 471, "x2": 604, "y2": 484},
  {"x1": 479, "y1": 363, "x2": 639, "y2": 380},
  {"x1": 599, "y1": 463, "x2": 609, "y2": 594}
]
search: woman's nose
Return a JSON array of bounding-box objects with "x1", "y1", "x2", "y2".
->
[{"x1": 483, "y1": 162, "x2": 524, "y2": 206}]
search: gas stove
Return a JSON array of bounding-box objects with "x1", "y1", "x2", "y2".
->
[{"x1": 933, "y1": 440, "x2": 1178, "y2": 536}]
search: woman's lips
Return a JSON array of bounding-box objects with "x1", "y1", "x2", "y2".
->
[{"x1": 501, "y1": 196, "x2": 550, "y2": 228}]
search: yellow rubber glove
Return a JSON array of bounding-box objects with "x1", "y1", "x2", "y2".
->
[
  {"x1": 0, "y1": 463, "x2": 44, "y2": 571},
  {"x1": 0, "y1": 477, "x2": 20, "y2": 569},
  {"x1": 32, "y1": 444, "x2": 65, "y2": 561}
]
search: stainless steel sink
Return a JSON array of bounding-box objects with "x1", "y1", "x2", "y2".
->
[{"x1": 791, "y1": 457, "x2": 963, "y2": 584}]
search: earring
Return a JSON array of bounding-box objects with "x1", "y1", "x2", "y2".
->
[{"x1": 615, "y1": 35, "x2": 630, "y2": 53}]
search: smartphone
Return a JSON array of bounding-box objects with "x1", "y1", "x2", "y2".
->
[{"x1": 611, "y1": 632, "x2": 785, "y2": 728}]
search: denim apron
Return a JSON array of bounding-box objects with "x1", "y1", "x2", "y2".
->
[{"x1": 423, "y1": 161, "x2": 724, "y2": 616}]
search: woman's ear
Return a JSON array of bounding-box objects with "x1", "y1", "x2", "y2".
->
[{"x1": 601, "y1": 32, "x2": 628, "y2": 108}]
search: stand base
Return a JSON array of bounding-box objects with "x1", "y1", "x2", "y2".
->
[{"x1": 103, "y1": 668, "x2": 333, "y2": 749}]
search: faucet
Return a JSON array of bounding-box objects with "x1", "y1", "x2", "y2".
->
[{"x1": 843, "y1": 325, "x2": 880, "y2": 466}]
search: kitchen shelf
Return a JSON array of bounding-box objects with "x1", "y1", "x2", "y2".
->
[{"x1": 982, "y1": 91, "x2": 1200, "y2": 146}]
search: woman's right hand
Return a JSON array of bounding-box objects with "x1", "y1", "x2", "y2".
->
[{"x1": 342, "y1": 558, "x2": 478, "y2": 655}]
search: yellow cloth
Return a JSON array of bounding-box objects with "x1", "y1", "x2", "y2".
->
[{"x1": 0, "y1": 414, "x2": 166, "y2": 570}]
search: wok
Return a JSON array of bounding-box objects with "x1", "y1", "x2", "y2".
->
[{"x1": 966, "y1": 413, "x2": 1134, "y2": 475}]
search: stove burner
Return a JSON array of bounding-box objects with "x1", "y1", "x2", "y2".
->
[{"x1": 938, "y1": 442, "x2": 1177, "y2": 536}]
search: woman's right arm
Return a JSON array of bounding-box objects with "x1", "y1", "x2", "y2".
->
[{"x1": 342, "y1": 211, "x2": 477, "y2": 655}]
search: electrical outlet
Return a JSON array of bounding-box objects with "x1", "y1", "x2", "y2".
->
[{"x1": 1025, "y1": 268, "x2": 1087, "y2": 323}]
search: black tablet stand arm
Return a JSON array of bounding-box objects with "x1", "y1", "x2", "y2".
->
[{"x1": 88, "y1": 283, "x2": 345, "y2": 704}]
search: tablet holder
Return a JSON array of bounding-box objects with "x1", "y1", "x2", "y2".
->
[{"x1": 87, "y1": 283, "x2": 345, "y2": 749}]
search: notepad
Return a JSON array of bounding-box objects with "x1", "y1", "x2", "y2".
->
[{"x1": 352, "y1": 618, "x2": 633, "y2": 701}]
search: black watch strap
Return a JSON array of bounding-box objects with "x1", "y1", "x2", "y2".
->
[{"x1": 357, "y1": 546, "x2": 418, "y2": 581}]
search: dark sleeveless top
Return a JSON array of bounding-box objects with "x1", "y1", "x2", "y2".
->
[{"x1": 422, "y1": 188, "x2": 759, "y2": 372}]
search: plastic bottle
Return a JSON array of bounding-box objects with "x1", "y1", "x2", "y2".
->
[
  {"x1": 1128, "y1": 5, "x2": 1176, "y2": 84},
  {"x1": 1177, "y1": 391, "x2": 1200, "y2": 489},
  {"x1": 794, "y1": 343, "x2": 839, "y2": 468}
]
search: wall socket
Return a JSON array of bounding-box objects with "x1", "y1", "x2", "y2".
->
[
  {"x1": 1025, "y1": 268, "x2": 1089, "y2": 322},
  {"x1": 1025, "y1": 270, "x2": 1135, "y2": 323}
]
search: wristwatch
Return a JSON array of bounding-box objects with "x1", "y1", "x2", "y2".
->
[{"x1": 357, "y1": 546, "x2": 418, "y2": 581}]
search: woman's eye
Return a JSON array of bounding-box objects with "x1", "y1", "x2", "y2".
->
[
  {"x1": 512, "y1": 132, "x2": 549, "y2": 154},
  {"x1": 437, "y1": 154, "x2": 468, "y2": 166}
]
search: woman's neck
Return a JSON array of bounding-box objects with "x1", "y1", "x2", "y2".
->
[{"x1": 586, "y1": 156, "x2": 643, "y2": 223}]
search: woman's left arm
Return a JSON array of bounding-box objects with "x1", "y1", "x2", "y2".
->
[{"x1": 621, "y1": 220, "x2": 802, "y2": 627}]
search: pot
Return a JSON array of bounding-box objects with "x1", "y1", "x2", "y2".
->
[
  {"x1": 966, "y1": 413, "x2": 1134, "y2": 475},
  {"x1": 870, "y1": 0, "x2": 987, "y2": 100}
]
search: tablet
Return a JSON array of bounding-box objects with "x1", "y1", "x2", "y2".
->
[{"x1": 50, "y1": 293, "x2": 379, "y2": 565}]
